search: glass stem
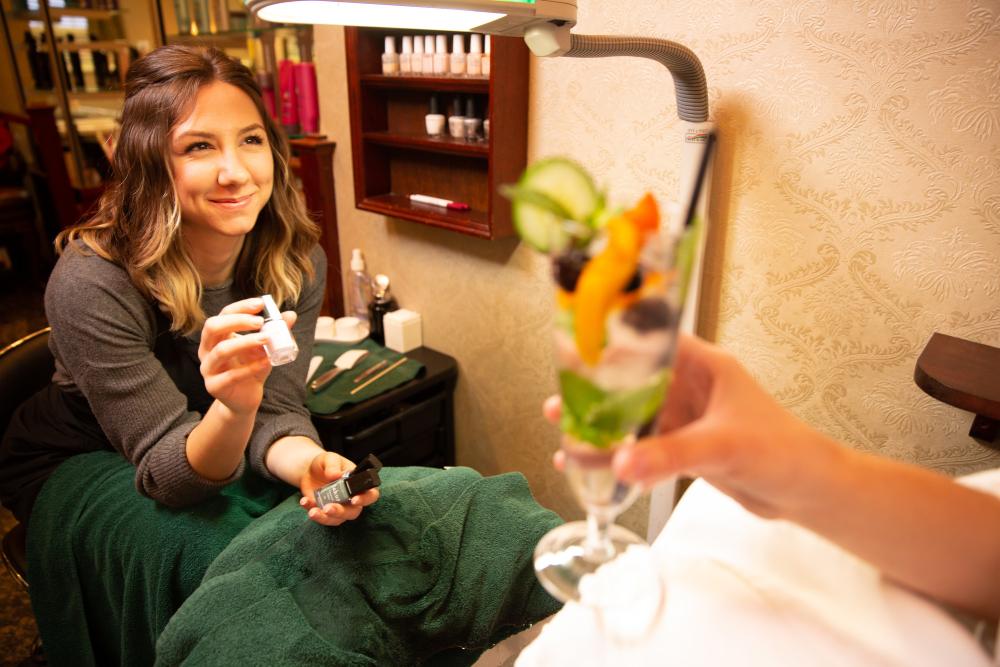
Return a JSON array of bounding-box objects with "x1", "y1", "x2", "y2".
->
[{"x1": 584, "y1": 508, "x2": 616, "y2": 562}]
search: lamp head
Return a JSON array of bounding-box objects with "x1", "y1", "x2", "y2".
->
[{"x1": 246, "y1": 0, "x2": 577, "y2": 35}]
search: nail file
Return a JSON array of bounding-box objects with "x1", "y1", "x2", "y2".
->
[{"x1": 306, "y1": 355, "x2": 323, "y2": 383}]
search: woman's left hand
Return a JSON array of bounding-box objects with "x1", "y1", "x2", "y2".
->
[{"x1": 297, "y1": 451, "x2": 380, "y2": 526}]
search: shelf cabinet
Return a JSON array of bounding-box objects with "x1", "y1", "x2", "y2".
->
[{"x1": 345, "y1": 27, "x2": 528, "y2": 240}]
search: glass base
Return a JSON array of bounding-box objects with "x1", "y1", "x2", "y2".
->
[{"x1": 533, "y1": 521, "x2": 646, "y2": 603}]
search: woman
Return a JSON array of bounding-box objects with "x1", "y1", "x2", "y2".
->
[{"x1": 0, "y1": 45, "x2": 376, "y2": 527}]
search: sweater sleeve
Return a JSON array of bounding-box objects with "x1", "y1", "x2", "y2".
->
[
  {"x1": 45, "y1": 246, "x2": 243, "y2": 507},
  {"x1": 247, "y1": 245, "x2": 327, "y2": 480}
]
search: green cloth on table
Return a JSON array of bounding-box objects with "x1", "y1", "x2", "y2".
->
[
  {"x1": 26, "y1": 450, "x2": 291, "y2": 667},
  {"x1": 156, "y1": 466, "x2": 564, "y2": 666},
  {"x1": 306, "y1": 339, "x2": 424, "y2": 414}
]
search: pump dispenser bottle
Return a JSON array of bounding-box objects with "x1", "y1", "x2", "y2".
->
[{"x1": 347, "y1": 248, "x2": 373, "y2": 330}]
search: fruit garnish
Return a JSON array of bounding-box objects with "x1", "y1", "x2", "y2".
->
[
  {"x1": 572, "y1": 195, "x2": 660, "y2": 365},
  {"x1": 503, "y1": 158, "x2": 603, "y2": 252}
]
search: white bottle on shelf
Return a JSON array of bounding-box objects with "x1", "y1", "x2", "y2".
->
[
  {"x1": 450, "y1": 33, "x2": 466, "y2": 75},
  {"x1": 400, "y1": 35, "x2": 413, "y2": 74},
  {"x1": 422, "y1": 35, "x2": 435, "y2": 74},
  {"x1": 482, "y1": 35, "x2": 491, "y2": 77},
  {"x1": 412, "y1": 33, "x2": 424, "y2": 74},
  {"x1": 381, "y1": 36, "x2": 399, "y2": 75},
  {"x1": 466, "y1": 33, "x2": 483, "y2": 77},
  {"x1": 434, "y1": 34, "x2": 448, "y2": 75},
  {"x1": 347, "y1": 248, "x2": 373, "y2": 330}
]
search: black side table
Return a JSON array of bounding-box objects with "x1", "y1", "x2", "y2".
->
[{"x1": 310, "y1": 346, "x2": 458, "y2": 467}]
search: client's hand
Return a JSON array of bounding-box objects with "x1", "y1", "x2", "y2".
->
[
  {"x1": 612, "y1": 334, "x2": 842, "y2": 519},
  {"x1": 298, "y1": 451, "x2": 380, "y2": 526}
]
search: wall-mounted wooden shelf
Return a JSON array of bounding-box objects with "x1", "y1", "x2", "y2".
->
[
  {"x1": 915, "y1": 332, "x2": 1000, "y2": 444},
  {"x1": 345, "y1": 27, "x2": 528, "y2": 240}
]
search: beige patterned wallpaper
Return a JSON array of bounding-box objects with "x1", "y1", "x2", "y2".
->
[{"x1": 314, "y1": 0, "x2": 1000, "y2": 529}]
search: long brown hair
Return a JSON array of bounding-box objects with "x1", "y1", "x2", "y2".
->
[{"x1": 57, "y1": 45, "x2": 320, "y2": 335}]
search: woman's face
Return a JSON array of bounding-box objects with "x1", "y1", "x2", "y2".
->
[{"x1": 169, "y1": 81, "x2": 274, "y2": 243}]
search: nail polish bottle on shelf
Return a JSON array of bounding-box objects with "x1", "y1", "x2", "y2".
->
[
  {"x1": 381, "y1": 35, "x2": 398, "y2": 74},
  {"x1": 463, "y1": 97, "x2": 481, "y2": 142},
  {"x1": 425, "y1": 95, "x2": 445, "y2": 136},
  {"x1": 482, "y1": 35, "x2": 491, "y2": 77},
  {"x1": 466, "y1": 33, "x2": 482, "y2": 77},
  {"x1": 411, "y1": 33, "x2": 424, "y2": 74},
  {"x1": 448, "y1": 97, "x2": 465, "y2": 139},
  {"x1": 400, "y1": 35, "x2": 412, "y2": 74},
  {"x1": 422, "y1": 35, "x2": 434, "y2": 74},
  {"x1": 450, "y1": 33, "x2": 466, "y2": 76},
  {"x1": 433, "y1": 34, "x2": 448, "y2": 75},
  {"x1": 484, "y1": 117, "x2": 490, "y2": 141}
]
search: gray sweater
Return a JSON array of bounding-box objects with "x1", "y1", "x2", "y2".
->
[{"x1": 44, "y1": 242, "x2": 326, "y2": 507}]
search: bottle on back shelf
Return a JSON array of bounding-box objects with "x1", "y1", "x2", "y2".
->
[{"x1": 347, "y1": 248, "x2": 374, "y2": 330}]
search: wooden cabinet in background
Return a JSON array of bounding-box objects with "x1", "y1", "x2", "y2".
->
[{"x1": 344, "y1": 27, "x2": 528, "y2": 240}]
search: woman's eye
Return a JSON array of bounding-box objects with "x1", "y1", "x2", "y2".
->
[
  {"x1": 185, "y1": 142, "x2": 211, "y2": 153},
  {"x1": 245, "y1": 134, "x2": 265, "y2": 146}
]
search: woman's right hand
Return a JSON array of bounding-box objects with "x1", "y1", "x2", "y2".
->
[{"x1": 197, "y1": 297, "x2": 281, "y2": 416}]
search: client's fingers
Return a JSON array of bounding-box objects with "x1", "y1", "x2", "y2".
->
[
  {"x1": 542, "y1": 395, "x2": 561, "y2": 424},
  {"x1": 613, "y1": 422, "x2": 720, "y2": 486}
]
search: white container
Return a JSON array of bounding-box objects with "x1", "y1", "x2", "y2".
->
[{"x1": 383, "y1": 309, "x2": 422, "y2": 353}]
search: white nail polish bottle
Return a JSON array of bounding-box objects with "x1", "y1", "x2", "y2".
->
[
  {"x1": 399, "y1": 35, "x2": 412, "y2": 74},
  {"x1": 434, "y1": 34, "x2": 448, "y2": 75},
  {"x1": 450, "y1": 34, "x2": 466, "y2": 75},
  {"x1": 482, "y1": 35, "x2": 491, "y2": 77},
  {"x1": 381, "y1": 35, "x2": 398, "y2": 75},
  {"x1": 422, "y1": 35, "x2": 434, "y2": 74},
  {"x1": 411, "y1": 34, "x2": 424, "y2": 74},
  {"x1": 466, "y1": 34, "x2": 482, "y2": 77},
  {"x1": 260, "y1": 294, "x2": 298, "y2": 366}
]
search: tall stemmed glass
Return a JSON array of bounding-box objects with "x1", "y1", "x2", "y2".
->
[{"x1": 531, "y1": 135, "x2": 715, "y2": 604}]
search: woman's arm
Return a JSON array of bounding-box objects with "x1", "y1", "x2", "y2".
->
[{"x1": 612, "y1": 335, "x2": 1000, "y2": 618}]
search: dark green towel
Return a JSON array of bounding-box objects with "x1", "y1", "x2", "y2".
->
[
  {"x1": 26, "y1": 450, "x2": 291, "y2": 667},
  {"x1": 156, "y1": 466, "x2": 564, "y2": 666},
  {"x1": 307, "y1": 339, "x2": 424, "y2": 415}
]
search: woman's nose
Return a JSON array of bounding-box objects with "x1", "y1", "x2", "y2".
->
[{"x1": 217, "y1": 149, "x2": 251, "y2": 186}]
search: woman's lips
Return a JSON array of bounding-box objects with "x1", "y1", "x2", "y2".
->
[{"x1": 209, "y1": 193, "x2": 254, "y2": 208}]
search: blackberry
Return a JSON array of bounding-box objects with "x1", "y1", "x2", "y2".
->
[
  {"x1": 622, "y1": 298, "x2": 673, "y2": 332},
  {"x1": 553, "y1": 249, "x2": 589, "y2": 292},
  {"x1": 623, "y1": 269, "x2": 642, "y2": 293}
]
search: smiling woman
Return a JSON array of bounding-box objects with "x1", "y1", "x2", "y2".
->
[{"x1": 0, "y1": 46, "x2": 378, "y2": 538}]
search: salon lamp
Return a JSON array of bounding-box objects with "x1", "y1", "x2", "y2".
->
[{"x1": 247, "y1": 0, "x2": 713, "y2": 540}]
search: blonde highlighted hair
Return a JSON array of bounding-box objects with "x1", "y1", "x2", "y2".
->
[{"x1": 57, "y1": 45, "x2": 320, "y2": 335}]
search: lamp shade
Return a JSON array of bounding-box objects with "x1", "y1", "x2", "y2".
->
[{"x1": 246, "y1": 0, "x2": 576, "y2": 34}]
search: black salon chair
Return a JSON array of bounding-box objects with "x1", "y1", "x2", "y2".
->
[{"x1": 0, "y1": 327, "x2": 53, "y2": 662}]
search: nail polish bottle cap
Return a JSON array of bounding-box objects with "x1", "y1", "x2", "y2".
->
[
  {"x1": 429, "y1": 95, "x2": 440, "y2": 115},
  {"x1": 413, "y1": 35, "x2": 423, "y2": 54},
  {"x1": 469, "y1": 34, "x2": 482, "y2": 54},
  {"x1": 436, "y1": 34, "x2": 448, "y2": 54},
  {"x1": 465, "y1": 97, "x2": 476, "y2": 119},
  {"x1": 384, "y1": 36, "x2": 396, "y2": 54},
  {"x1": 261, "y1": 294, "x2": 282, "y2": 321},
  {"x1": 450, "y1": 97, "x2": 463, "y2": 117},
  {"x1": 424, "y1": 35, "x2": 434, "y2": 54},
  {"x1": 452, "y1": 34, "x2": 464, "y2": 55},
  {"x1": 401, "y1": 35, "x2": 412, "y2": 54}
]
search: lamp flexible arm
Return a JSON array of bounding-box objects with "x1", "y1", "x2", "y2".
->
[{"x1": 563, "y1": 34, "x2": 708, "y2": 123}]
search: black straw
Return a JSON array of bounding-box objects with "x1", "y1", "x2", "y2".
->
[{"x1": 681, "y1": 131, "x2": 716, "y2": 229}]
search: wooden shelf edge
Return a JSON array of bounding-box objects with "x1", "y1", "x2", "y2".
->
[
  {"x1": 362, "y1": 131, "x2": 488, "y2": 158},
  {"x1": 914, "y1": 332, "x2": 1000, "y2": 420},
  {"x1": 358, "y1": 194, "x2": 494, "y2": 239},
  {"x1": 360, "y1": 73, "x2": 489, "y2": 93}
]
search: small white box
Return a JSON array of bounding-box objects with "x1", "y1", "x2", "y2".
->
[{"x1": 383, "y1": 309, "x2": 422, "y2": 353}]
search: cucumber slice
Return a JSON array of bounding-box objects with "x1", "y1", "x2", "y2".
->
[{"x1": 508, "y1": 158, "x2": 603, "y2": 252}]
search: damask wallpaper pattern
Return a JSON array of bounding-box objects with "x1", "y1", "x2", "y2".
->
[{"x1": 315, "y1": 0, "x2": 1000, "y2": 527}]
